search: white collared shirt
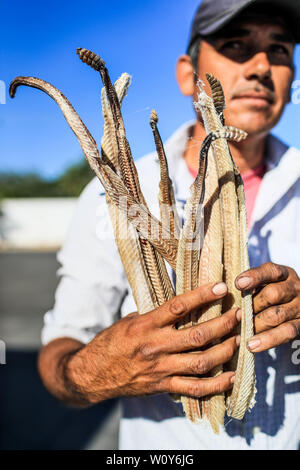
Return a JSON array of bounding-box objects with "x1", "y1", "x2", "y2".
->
[{"x1": 42, "y1": 122, "x2": 300, "y2": 450}]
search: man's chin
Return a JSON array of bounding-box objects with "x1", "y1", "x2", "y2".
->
[{"x1": 225, "y1": 109, "x2": 278, "y2": 136}]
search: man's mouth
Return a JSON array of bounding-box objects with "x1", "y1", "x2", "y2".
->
[{"x1": 231, "y1": 88, "x2": 275, "y2": 106}]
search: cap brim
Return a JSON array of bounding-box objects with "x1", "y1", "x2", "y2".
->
[{"x1": 199, "y1": 0, "x2": 300, "y2": 43}]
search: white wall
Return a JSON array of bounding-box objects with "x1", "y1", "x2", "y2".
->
[{"x1": 0, "y1": 198, "x2": 77, "y2": 250}]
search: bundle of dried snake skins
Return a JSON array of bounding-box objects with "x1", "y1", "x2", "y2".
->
[{"x1": 10, "y1": 48, "x2": 256, "y2": 433}]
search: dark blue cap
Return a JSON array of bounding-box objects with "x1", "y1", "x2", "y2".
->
[{"x1": 188, "y1": 0, "x2": 300, "y2": 50}]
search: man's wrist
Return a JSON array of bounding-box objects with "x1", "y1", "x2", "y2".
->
[{"x1": 59, "y1": 348, "x2": 95, "y2": 407}]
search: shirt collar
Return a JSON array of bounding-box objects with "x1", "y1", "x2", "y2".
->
[
  {"x1": 159, "y1": 121, "x2": 195, "y2": 173},
  {"x1": 157, "y1": 122, "x2": 300, "y2": 223},
  {"x1": 251, "y1": 137, "x2": 300, "y2": 225},
  {"x1": 162, "y1": 122, "x2": 289, "y2": 171},
  {"x1": 264, "y1": 134, "x2": 289, "y2": 171},
  {"x1": 156, "y1": 121, "x2": 196, "y2": 202}
]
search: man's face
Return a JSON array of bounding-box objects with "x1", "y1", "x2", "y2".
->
[{"x1": 195, "y1": 18, "x2": 295, "y2": 136}]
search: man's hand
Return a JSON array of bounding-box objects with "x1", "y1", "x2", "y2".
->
[
  {"x1": 39, "y1": 282, "x2": 240, "y2": 407},
  {"x1": 236, "y1": 262, "x2": 300, "y2": 353}
]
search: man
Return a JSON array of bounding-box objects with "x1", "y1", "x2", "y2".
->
[{"x1": 39, "y1": 0, "x2": 300, "y2": 449}]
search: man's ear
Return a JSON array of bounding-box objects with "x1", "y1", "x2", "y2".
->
[{"x1": 176, "y1": 54, "x2": 195, "y2": 96}]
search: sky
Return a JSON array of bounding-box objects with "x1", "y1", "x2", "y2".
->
[{"x1": 1, "y1": 0, "x2": 300, "y2": 179}]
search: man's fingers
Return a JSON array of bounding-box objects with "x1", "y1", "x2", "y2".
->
[
  {"x1": 163, "y1": 337, "x2": 239, "y2": 376},
  {"x1": 167, "y1": 308, "x2": 240, "y2": 352},
  {"x1": 254, "y1": 301, "x2": 299, "y2": 334},
  {"x1": 248, "y1": 318, "x2": 300, "y2": 353},
  {"x1": 235, "y1": 262, "x2": 289, "y2": 291},
  {"x1": 159, "y1": 372, "x2": 235, "y2": 398},
  {"x1": 151, "y1": 282, "x2": 228, "y2": 328},
  {"x1": 253, "y1": 280, "x2": 296, "y2": 314}
]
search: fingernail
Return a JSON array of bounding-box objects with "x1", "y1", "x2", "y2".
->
[
  {"x1": 236, "y1": 308, "x2": 242, "y2": 322},
  {"x1": 230, "y1": 375, "x2": 236, "y2": 384},
  {"x1": 237, "y1": 277, "x2": 252, "y2": 289},
  {"x1": 212, "y1": 282, "x2": 227, "y2": 296},
  {"x1": 236, "y1": 335, "x2": 241, "y2": 347},
  {"x1": 247, "y1": 338, "x2": 261, "y2": 351}
]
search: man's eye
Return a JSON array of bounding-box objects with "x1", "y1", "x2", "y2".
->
[
  {"x1": 218, "y1": 40, "x2": 250, "y2": 62},
  {"x1": 270, "y1": 44, "x2": 289, "y2": 55},
  {"x1": 221, "y1": 40, "x2": 244, "y2": 50}
]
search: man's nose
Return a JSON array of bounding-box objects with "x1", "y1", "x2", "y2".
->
[{"x1": 243, "y1": 51, "x2": 272, "y2": 82}]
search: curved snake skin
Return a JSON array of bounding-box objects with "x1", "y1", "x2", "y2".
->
[{"x1": 10, "y1": 50, "x2": 256, "y2": 432}]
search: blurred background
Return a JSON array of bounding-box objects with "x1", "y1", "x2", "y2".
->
[{"x1": 1, "y1": 0, "x2": 300, "y2": 450}]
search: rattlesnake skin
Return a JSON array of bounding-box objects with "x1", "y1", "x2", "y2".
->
[{"x1": 10, "y1": 49, "x2": 256, "y2": 432}]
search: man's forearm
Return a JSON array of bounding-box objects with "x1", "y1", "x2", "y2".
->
[{"x1": 38, "y1": 337, "x2": 92, "y2": 408}]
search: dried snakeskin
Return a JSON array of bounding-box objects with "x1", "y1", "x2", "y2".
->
[{"x1": 10, "y1": 51, "x2": 256, "y2": 431}]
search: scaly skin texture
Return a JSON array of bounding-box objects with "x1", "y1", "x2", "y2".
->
[
  {"x1": 177, "y1": 123, "x2": 249, "y2": 430},
  {"x1": 101, "y1": 74, "x2": 159, "y2": 313},
  {"x1": 194, "y1": 75, "x2": 256, "y2": 420},
  {"x1": 196, "y1": 150, "x2": 224, "y2": 432},
  {"x1": 150, "y1": 110, "x2": 181, "y2": 240},
  {"x1": 10, "y1": 50, "x2": 256, "y2": 431},
  {"x1": 92, "y1": 52, "x2": 175, "y2": 309}
]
